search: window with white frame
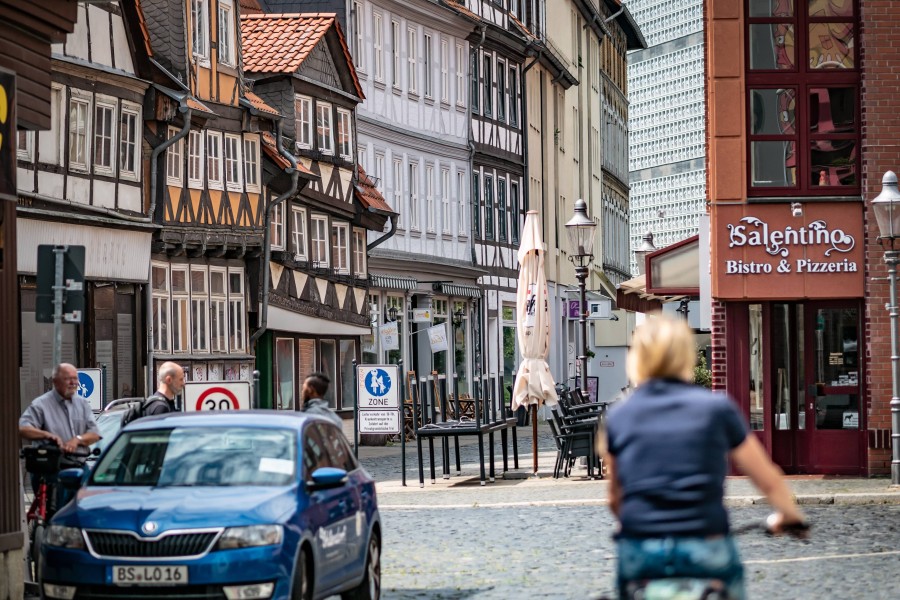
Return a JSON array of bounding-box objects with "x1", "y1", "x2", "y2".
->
[
  {"x1": 374, "y1": 153, "x2": 385, "y2": 194},
  {"x1": 93, "y1": 99, "x2": 115, "y2": 175},
  {"x1": 190, "y1": 268, "x2": 209, "y2": 352},
  {"x1": 496, "y1": 60, "x2": 506, "y2": 122},
  {"x1": 39, "y1": 85, "x2": 63, "y2": 166},
  {"x1": 508, "y1": 66, "x2": 519, "y2": 127},
  {"x1": 332, "y1": 222, "x2": 350, "y2": 274},
  {"x1": 187, "y1": 130, "x2": 204, "y2": 188},
  {"x1": 426, "y1": 164, "x2": 435, "y2": 232},
  {"x1": 337, "y1": 108, "x2": 353, "y2": 161},
  {"x1": 409, "y1": 161, "x2": 419, "y2": 230},
  {"x1": 311, "y1": 215, "x2": 329, "y2": 268},
  {"x1": 68, "y1": 95, "x2": 90, "y2": 171},
  {"x1": 244, "y1": 135, "x2": 260, "y2": 192},
  {"x1": 440, "y1": 39, "x2": 449, "y2": 103},
  {"x1": 151, "y1": 264, "x2": 170, "y2": 352},
  {"x1": 511, "y1": 181, "x2": 520, "y2": 243},
  {"x1": 295, "y1": 95, "x2": 313, "y2": 150},
  {"x1": 358, "y1": 145, "x2": 367, "y2": 171},
  {"x1": 171, "y1": 266, "x2": 189, "y2": 353},
  {"x1": 119, "y1": 103, "x2": 141, "y2": 180},
  {"x1": 210, "y1": 268, "x2": 228, "y2": 352},
  {"x1": 166, "y1": 126, "x2": 183, "y2": 185},
  {"x1": 207, "y1": 131, "x2": 223, "y2": 189},
  {"x1": 292, "y1": 205, "x2": 307, "y2": 260},
  {"x1": 224, "y1": 133, "x2": 242, "y2": 190},
  {"x1": 218, "y1": 0, "x2": 235, "y2": 65},
  {"x1": 353, "y1": 1, "x2": 364, "y2": 73},
  {"x1": 17, "y1": 130, "x2": 33, "y2": 162},
  {"x1": 191, "y1": 0, "x2": 209, "y2": 62},
  {"x1": 271, "y1": 201, "x2": 284, "y2": 250},
  {"x1": 457, "y1": 170, "x2": 466, "y2": 235},
  {"x1": 392, "y1": 158, "x2": 403, "y2": 228},
  {"x1": 353, "y1": 229, "x2": 366, "y2": 277},
  {"x1": 423, "y1": 33, "x2": 433, "y2": 98},
  {"x1": 391, "y1": 21, "x2": 401, "y2": 88},
  {"x1": 482, "y1": 55, "x2": 492, "y2": 117},
  {"x1": 484, "y1": 174, "x2": 494, "y2": 240},
  {"x1": 316, "y1": 102, "x2": 334, "y2": 155},
  {"x1": 441, "y1": 168, "x2": 450, "y2": 233},
  {"x1": 374, "y1": 13, "x2": 384, "y2": 81},
  {"x1": 407, "y1": 28, "x2": 418, "y2": 94},
  {"x1": 456, "y1": 44, "x2": 466, "y2": 108},
  {"x1": 498, "y1": 177, "x2": 507, "y2": 242},
  {"x1": 229, "y1": 270, "x2": 245, "y2": 352}
]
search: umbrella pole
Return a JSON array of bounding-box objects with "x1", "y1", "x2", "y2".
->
[{"x1": 532, "y1": 405, "x2": 538, "y2": 474}]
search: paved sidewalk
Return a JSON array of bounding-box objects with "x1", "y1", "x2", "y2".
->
[{"x1": 357, "y1": 419, "x2": 900, "y2": 508}]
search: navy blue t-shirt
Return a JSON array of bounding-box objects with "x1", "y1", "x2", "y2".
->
[{"x1": 606, "y1": 378, "x2": 748, "y2": 538}]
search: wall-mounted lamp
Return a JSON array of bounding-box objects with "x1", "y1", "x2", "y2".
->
[
  {"x1": 452, "y1": 307, "x2": 465, "y2": 329},
  {"x1": 791, "y1": 202, "x2": 803, "y2": 218},
  {"x1": 387, "y1": 305, "x2": 399, "y2": 322}
]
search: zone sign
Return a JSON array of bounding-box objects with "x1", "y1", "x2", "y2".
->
[{"x1": 183, "y1": 381, "x2": 251, "y2": 412}]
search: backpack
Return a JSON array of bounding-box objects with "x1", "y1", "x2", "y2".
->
[{"x1": 121, "y1": 394, "x2": 170, "y2": 427}]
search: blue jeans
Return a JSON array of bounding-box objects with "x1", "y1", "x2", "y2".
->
[{"x1": 616, "y1": 536, "x2": 745, "y2": 599}]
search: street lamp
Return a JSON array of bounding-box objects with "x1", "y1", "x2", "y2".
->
[
  {"x1": 634, "y1": 230, "x2": 657, "y2": 275},
  {"x1": 565, "y1": 199, "x2": 597, "y2": 398},
  {"x1": 872, "y1": 170, "x2": 900, "y2": 485}
]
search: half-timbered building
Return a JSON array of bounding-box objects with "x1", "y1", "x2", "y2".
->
[
  {"x1": 136, "y1": 0, "x2": 302, "y2": 390},
  {"x1": 15, "y1": 2, "x2": 150, "y2": 408},
  {"x1": 242, "y1": 12, "x2": 392, "y2": 416}
]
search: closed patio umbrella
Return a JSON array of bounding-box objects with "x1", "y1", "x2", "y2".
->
[{"x1": 511, "y1": 210, "x2": 558, "y2": 474}]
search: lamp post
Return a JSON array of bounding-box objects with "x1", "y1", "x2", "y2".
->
[
  {"x1": 872, "y1": 170, "x2": 900, "y2": 485},
  {"x1": 565, "y1": 199, "x2": 598, "y2": 398},
  {"x1": 634, "y1": 230, "x2": 657, "y2": 276}
]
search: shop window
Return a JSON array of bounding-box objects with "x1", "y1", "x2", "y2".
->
[
  {"x1": 339, "y1": 340, "x2": 357, "y2": 411},
  {"x1": 746, "y1": 0, "x2": 859, "y2": 195},
  {"x1": 298, "y1": 339, "x2": 317, "y2": 388},
  {"x1": 812, "y1": 307, "x2": 859, "y2": 430},
  {"x1": 453, "y1": 301, "x2": 468, "y2": 395},
  {"x1": 275, "y1": 338, "x2": 295, "y2": 410},
  {"x1": 748, "y1": 304, "x2": 764, "y2": 431},
  {"x1": 321, "y1": 340, "x2": 338, "y2": 408},
  {"x1": 385, "y1": 296, "x2": 404, "y2": 366}
]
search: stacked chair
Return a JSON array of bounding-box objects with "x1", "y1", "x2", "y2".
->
[{"x1": 548, "y1": 387, "x2": 608, "y2": 479}]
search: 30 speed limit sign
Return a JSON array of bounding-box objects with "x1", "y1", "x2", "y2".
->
[{"x1": 183, "y1": 381, "x2": 251, "y2": 411}]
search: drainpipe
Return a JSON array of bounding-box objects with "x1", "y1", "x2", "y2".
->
[
  {"x1": 250, "y1": 119, "x2": 298, "y2": 347},
  {"x1": 367, "y1": 214, "x2": 397, "y2": 251},
  {"x1": 605, "y1": 5, "x2": 625, "y2": 23},
  {"x1": 145, "y1": 102, "x2": 191, "y2": 395}
]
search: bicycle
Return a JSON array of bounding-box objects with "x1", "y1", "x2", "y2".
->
[
  {"x1": 21, "y1": 440, "x2": 92, "y2": 584},
  {"x1": 618, "y1": 517, "x2": 811, "y2": 600}
]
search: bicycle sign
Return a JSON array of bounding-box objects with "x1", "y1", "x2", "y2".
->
[{"x1": 183, "y1": 381, "x2": 250, "y2": 412}]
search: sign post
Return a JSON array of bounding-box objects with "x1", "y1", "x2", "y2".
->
[
  {"x1": 36, "y1": 245, "x2": 85, "y2": 368},
  {"x1": 356, "y1": 364, "x2": 401, "y2": 476}
]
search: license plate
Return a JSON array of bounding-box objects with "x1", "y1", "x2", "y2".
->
[{"x1": 112, "y1": 565, "x2": 188, "y2": 586}]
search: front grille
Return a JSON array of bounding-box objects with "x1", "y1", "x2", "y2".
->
[
  {"x1": 74, "y1": 584, "x2": 225, "y2": 599},
  {"x1": 85, "y1": 530, "x2": 219, "y2": 558}
]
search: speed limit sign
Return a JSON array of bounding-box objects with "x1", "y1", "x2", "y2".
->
[{"x1": 183, "y1": 381, "x2": 251, "y2": 412}]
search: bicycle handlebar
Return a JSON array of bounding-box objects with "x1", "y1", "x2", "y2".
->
[{"x1": 731, "y1": 514, "x2": 811, "y2": 539}]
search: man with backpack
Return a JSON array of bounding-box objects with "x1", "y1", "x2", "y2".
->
[{"x1": 122, "y1": 362, "x2": 185, "y2": 425}]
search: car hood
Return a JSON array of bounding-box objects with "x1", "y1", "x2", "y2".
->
[{"x1": 57, "y1": 485, "x2": 299, "y2": 532}]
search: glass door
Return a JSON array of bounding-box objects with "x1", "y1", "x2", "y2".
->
[{"x1": 803, "y1": 303, "x2": 863, "y2": 474}]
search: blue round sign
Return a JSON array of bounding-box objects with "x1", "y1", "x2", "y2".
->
[
  {"x1": 364, "y1": 368, "x2": 391, "y2": 397},
  {"x1": 77, "y1": 372, "x2": 94, "y2": 398}
]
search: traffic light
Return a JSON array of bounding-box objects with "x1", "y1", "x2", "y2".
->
[{"x1": 36, "y1": 245, "x2": 85, "y2": 323}]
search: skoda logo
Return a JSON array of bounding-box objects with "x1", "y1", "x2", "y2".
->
[{"x1": 142, "y1": 521, "x2": 158, "y2": 534}]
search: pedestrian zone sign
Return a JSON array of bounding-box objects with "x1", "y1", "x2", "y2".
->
[
  {"x1": 76, "y1": 368, "x2": 102, "y2": 411},
  {"x1": 357, "y1": 365, "x2": 399, "y2": 434},
  {"x1": 184, "y1": 381, "x2": 251, "y2": 412}
]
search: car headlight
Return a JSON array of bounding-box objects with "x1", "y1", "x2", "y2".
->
[
  {"x1": 45, "y1": 525, "x2": 85, "y2": 549},
  {"x1": 216, "y1": 525, "x2": 283, "y2": 550}
]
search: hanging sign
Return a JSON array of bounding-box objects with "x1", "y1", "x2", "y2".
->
[
  {"x1": 412, "y1": 308, "x2": 432, "y2": 323},
  {"x1": 379, "y1": 321, "x2": 399, "y2": 351},
  {"x1": 427, "y1": 323, "x2": 449, "y2": 353}
]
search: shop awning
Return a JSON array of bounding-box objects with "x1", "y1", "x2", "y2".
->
[
  {"x1": 431, "y1": 282, "x2": 482, "y2": 298},
  {"x1": 268, "y1": 306, "x2": 372, "y2": 336},
  {"x1": 369, "y1": 273, "x2": 418, "y2": 291}
]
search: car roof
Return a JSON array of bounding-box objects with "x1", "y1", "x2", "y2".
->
[{"x1": 123, "y1": 409, "x2": 325, "y2": 432}]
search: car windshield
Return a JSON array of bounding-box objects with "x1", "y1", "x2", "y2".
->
[
  {"x1": 90, "y1": 426, "x2": 297, "y2": 487},
  {"x1": 91, "y1": 411, "x2": 124, "y2": 454}
]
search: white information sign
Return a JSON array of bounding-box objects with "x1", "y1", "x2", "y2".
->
[
  {"x1": 356, "y1": 364, "x2": 400, "y2": 434},
  {"x1": 412, "y1": 308, "x2": 432, "y2": 323},
  {"x1": 183, "y1": 381, "x2": 251, "y2": 412},
  {"x1": 76, "y1": 368, "x2": 103, "y2": 411},
  {"x1": 358, "y1": 410, "x2": 401, "y2": 434},
  {"x1": 379, "y1": 321, "x2": 399, "y2": 351}
]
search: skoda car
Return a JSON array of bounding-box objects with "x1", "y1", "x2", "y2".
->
[{"x1": 41, "y1": 411, "x2": 381, "y2": 600}]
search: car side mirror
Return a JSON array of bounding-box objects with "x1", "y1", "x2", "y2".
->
[
  {"x1": 58, "y1": 468, "x2": 86, "y2": 490},
  {"x1": 306, "y1": 467, "x2": 348, "y2": 491}
]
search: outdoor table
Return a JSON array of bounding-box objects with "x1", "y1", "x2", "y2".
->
[{"x1": 415, "y1": 416, "x2": 519, "y2": 487}]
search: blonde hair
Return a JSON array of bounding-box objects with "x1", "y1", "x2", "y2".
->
[{"x1": 626, "y1": 315, "x2": 697, "y2": 386}]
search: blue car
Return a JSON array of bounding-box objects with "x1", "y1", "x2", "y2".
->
[{"x1": 41, "y1": 411, "x2": 381, "y2": 600}]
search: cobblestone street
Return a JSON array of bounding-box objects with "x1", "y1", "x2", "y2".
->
[{"x1": 377, "y1": 504, "x2": 900, "y2": 599}]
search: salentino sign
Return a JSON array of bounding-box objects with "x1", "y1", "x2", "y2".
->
[{"x1": 713, "y1": 203, "x2": 864, "y2": 300}]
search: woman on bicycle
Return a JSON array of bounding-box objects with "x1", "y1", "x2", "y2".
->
[{"x1": 602, "y1": 316, "x2": 806, "y2": 599}]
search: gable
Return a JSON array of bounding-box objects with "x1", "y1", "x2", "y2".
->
[{"x1": 297, "y1": 40, "x2": 342, "y2": 91}]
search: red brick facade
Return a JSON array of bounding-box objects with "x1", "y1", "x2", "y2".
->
[{"x1": 860, "y1": 0, "x2": 900, "y2": 475}]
